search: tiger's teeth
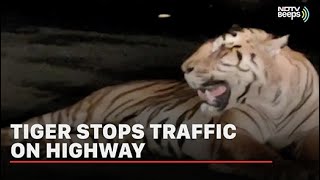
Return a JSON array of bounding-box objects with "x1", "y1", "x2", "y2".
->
[
  {"x1": 197, "y1": 90, "x2": 206, "y2": 101},
  {"x1": 205, "y1": 90, "x2": 216, "y2": 104}
]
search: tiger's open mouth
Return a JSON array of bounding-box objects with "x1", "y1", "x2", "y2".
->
[{"x1": 196, "y1": 80, "x2": 231, "y2": 110}]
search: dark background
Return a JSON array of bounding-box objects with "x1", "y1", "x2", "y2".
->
[
  {"x1": 1, "y1": 0, "x2": 319, "y2": 179},
  {"x1": 2, "y1": 0, "x2": 319, "y2": 44},
  {"x1": 2, "y1": 0, "x2": 319, "y2": 74}
]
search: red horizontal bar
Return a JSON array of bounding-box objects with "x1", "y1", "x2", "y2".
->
[{"x1": 10, "y1": 160, "x2": 273, "y2": 164}]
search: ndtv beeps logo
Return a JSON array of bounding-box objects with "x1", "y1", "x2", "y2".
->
[{"x1": 278, "y1": 6, "x2": 310, "y2": 22}]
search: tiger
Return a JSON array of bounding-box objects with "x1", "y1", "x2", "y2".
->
[
  {"x1": 0, "y1": 26, "x2": 279, "y2": 160},
  {"x1": 1, "y1": 26, "x2": 317, "y2": 179},
  {"x1": 181, "y1": 26, "x2": 319, "y2": 162}
]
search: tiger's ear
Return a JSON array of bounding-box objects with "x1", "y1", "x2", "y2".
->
[{"x1": 264, "y1": 35, "x2": 289, "y2": 56}]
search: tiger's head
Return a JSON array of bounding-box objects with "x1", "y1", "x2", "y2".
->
[{"x1": 181, "y1": 26, "x2": 290, "y2": 116}]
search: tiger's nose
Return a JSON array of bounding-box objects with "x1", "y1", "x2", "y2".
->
[
  {"x1": 182, "y1": 61, "x2": 210, "y2": 74},
  {"x1": 185, "y1": 67, "x2": 194, "y2": 73},
  {"x1": 182, "y1": 63, "x2": 194, "y2": 74}
]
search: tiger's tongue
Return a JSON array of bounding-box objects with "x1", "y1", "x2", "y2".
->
[{"x1": 197, "y1": 85, "x2": 227, "y2": 103}]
